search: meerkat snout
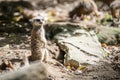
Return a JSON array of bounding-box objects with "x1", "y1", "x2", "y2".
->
[{"x1": 32, "y1": 16, "x2": 45, "y2": 26}]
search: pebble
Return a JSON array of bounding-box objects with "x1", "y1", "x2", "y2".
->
[{"x1": 74, "y1": 70, "x2": 82, "y2": 75}]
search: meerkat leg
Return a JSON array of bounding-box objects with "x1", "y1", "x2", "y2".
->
[
  {"x1": 40, "y1": 49, "x2": 45, "y2": 62},
  {"x1": 23, "y1": 53, "x2": 29, "y2": 67},
  {"x1": 43, "y1": 48, "x2": 49, "y2": 62}
]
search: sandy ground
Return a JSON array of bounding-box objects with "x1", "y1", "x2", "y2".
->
[{"x1": 0, "y1": 35, "x2": 119, "y2": 80}]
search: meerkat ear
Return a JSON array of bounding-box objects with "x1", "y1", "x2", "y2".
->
[
  {"x1": 41, "y1": 17, "x2": 46, "y2": 24},
  {"x1": 29, "y1": 18, "x2": 33, "y2": 23},
  {"x1": 42, "y1": 19, "x2": 45, "y2": 25},
  {"x1": 29, "y1": 18, "x2": 35, "y2": 24}
]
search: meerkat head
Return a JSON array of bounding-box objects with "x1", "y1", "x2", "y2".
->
[{"x1": 32, "y1": 16, "x2": 45, "y2": 27}]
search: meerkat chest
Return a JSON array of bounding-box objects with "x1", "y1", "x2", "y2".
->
[
  {"x1": 37, "y1": 28, "x2": 45, "y2": 38},
  {"x1": 31, "y1": 27, "x2": 47, "y2": 47},
  {"x1": 32, "y1": 27, "x2": 46, "y2": 40}
]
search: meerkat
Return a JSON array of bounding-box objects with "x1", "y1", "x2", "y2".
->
[
  {"x1": 69, "y1": 0, "x2": 100, "y2": 19},
  {"x1": 110, "y1": 0, "x2": 120, "y2": 18},
  {"x1": 95, "y1": 0, "x2": 120, "y2": 18},
  {"x1": 30, "y1": 16, "x2": 49, "y2": 62}
]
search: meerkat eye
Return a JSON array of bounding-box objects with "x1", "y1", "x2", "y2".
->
[
  {"x1": 35, "y1": 19, "x2": 40, "y2": 22},
  {"x1": 41, "y1": 19, "x2": 44, "y2": 22}
]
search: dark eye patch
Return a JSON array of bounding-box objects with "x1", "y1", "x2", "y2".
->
[{"x1": 35, "y1": 19, "x2": 41, "y2": 22}]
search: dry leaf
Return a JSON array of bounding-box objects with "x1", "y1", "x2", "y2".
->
[
  {"x1": 12, "y1": 16, "x2": 23, "y2": 21},
  {"x1": 48, "y1": 10, "x2": 55, "y2": 16},
  {"x1": 66, "y1": 66, "x2": 71, "y2": 69},
  {"x1": 77, "y1": 65, "x2": 86, "y2": 70},
  {"x1": 101, "y1": 43, "x2": 107, "y2": 48},
  {"x1": 104, "y1": 52, "x2": 109, "y2": 57},
  {"x1": 50, "y1": 61, "x2": 55, "y2": 64},
  {"x1": 46, "y1": 16, "x2": 56, "y2": 22}
]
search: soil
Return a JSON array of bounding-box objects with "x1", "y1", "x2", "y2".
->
[{"x1": 0, "y1": 34, "x2": 119, "y2": 80}]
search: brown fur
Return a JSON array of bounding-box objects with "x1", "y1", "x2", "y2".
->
[
  {"x1": 30, "y1": 16, "x2": 48, "y2": 62},
  {"x1": 69, "y1": 0, "x2": 99, "y2": 19},
  {"x1": 110, "y1": 0, "x2": 120, "y2": 18},
  {"x1": 95, "y1": 0, "x2": 120, "y2": 18}
]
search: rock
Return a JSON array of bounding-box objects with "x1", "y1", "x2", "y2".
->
[
  {"x1": 46, "y1": 23, "x2": 105, "y2": 65},
  {"x1": 47, "y1": 41, "x2": 60, "y2": 59},
  {"x1": 74, "y1": 70, "x2": 82, "y2": 75},
  {"x1": 0, "y1": 63, "x2": 49, "y2": 80}
]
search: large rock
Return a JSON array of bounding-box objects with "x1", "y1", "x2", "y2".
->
[{"x1": 46, "y1": 23, "x2": 105, "y2": 65}]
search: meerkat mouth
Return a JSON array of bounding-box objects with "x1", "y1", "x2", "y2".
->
[
  {"x1": 32, "y1": 16, "x2": 44, "y2": 26},
  {"x1": 33, "y1": 19, "x2": 43, "y2": 26}
]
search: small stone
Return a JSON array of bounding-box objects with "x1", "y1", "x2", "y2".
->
[{"x1": 74, "y1": 70, "x2": 82, "y2": 75}]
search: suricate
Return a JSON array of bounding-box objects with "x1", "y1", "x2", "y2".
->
[
  {"x1": 69, "y1": 0, "x2": 99, "y2": 19},
  {"x1": 30, "y1": 16, "x2": 48, "y2": 62},
  {"x1": 110, "y1": 0, "x2": 120, "y2": 18},
  {"x1": 95, "y1": 0, "x2": 120, "y2": 18}
]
